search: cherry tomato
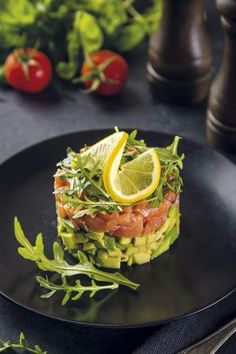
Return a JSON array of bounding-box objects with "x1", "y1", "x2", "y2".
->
[
  {"x1": 4, "y1": 48, "x2": 53, "y2": 93},
  {"x1": 81, "y1": 50, "x2": 128, "y2": 96}
]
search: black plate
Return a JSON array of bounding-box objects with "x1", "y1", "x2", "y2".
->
[{"x1": 0, "y1": 129, "x2": 236, "y2": 328}]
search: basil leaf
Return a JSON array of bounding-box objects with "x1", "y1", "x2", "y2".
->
[
  {"x1": 114, "y1": 22, "x2": 146, "y2": 52},
  {"x1": 75, "y1": 11, "x2": 103, "y2": 54},
  {"x1": 0, "y1": 0, "x2": 35, "y2": 26}
]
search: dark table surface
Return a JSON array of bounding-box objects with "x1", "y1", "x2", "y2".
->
[{"x1": 0, "y1": 2, "x2": 236, "y2": 354}]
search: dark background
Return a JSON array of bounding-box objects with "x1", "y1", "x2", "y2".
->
[{"x1": 0, "y1": 1, "x2": 235, "y2": 353}]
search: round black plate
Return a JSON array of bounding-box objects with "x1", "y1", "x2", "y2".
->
[{"x1": 0, "y1": 130, "x2": 236, "y2": 328}]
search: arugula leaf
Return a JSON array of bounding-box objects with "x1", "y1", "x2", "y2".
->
[
  {"x1": 0, "y1": 332, "x2": 47, "y2": 353},
  {"x1": 56, "y1": 131, "x2": 184, "y2": 213},
  {"x1": 37, "y1": 275, "x2": 118, "y2": 305},
  {"x1": 14, "y1": 217, "x2": 139, "y2": 290}
]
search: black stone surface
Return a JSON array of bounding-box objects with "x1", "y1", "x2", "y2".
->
[{"x1": 0, "y1": 1, "x2": 235, "y2": 353}]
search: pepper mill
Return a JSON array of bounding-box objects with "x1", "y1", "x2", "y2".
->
[
  {"x1": 207, "y1": 0, "x2": 236, "y2": 153},
  {"x1": 147, "y1": 0, "x2": 212, "y2": 104}
]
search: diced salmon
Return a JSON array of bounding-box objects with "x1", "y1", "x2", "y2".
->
[
  {"x1": 54, "y1": 174, "x2": 68, "y2": 189},
  {"x1": 55, "y1": 171, "x2": 178, "y2": 237}
]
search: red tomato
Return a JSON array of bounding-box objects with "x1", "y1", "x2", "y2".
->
[
  {"x1": 4, "y1": 48, "x2": 52, "y2": 93},
  {"x1": 81, "y1": 50, "x2": 128, "y2": 96}
]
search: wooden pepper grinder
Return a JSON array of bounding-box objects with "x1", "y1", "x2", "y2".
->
[
  {"x1": 147, "y1": 0, "x2": 212, "y2": 104},
  {"x1": 207, "y1": 0, "x2": 236, "y2": 153}
]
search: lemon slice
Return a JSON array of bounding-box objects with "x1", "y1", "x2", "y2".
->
[
  {"x1": 103, "y1": 148, "x2": 161, "y2": 203},
  {"x1": 80, "y1": 131, "x2": 128, "y2": 170}
]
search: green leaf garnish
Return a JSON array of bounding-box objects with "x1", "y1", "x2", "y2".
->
[
  {"x1": 0, "y1": 332, "x2": 47, "y2": 353},
  {"x1": 14, "y1": 217, "x2": 139, "y2": 291},
  {"x1": 56, "y1": 131, "x2": 184, "y2": 212},
  {"x1": 36, "y1": 275, "x2": 118, "y2": 305}
]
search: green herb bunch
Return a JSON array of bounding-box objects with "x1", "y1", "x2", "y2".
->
[
  {"x1": 55, "y1": 130, "x2": 184, "y2": 217},
  {"x1": 0, "y1": 0, "x2": 162, "y2": 80}
]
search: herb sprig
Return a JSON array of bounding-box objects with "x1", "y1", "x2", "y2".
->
[
  {"x1": 0, "y1": 332, "x2": 46, "y2": 353},
  {"x1": 14, "y1": 217, "x2": 139, "y2": 298},
  {"x1": 55, "y1": 130, "x2": 184, "y2": 213},
  {"x1": 36, "y1": 275, "x2": 118, "y2": 306}
]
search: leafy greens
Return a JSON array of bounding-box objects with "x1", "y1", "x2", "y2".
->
[
  {"x1": 14, "y1": 217, "x2": 139, "y2": 303},
  {"x1": 0, "y1": 0, "x2": 163, "y2": 80},
  {"x1": 55, "y1": 130, "x2": 184, "y2": 215}
]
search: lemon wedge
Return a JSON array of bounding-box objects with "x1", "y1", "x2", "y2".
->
[
  {"x1": 80, "y1": 131, "x2": 128, "y2": 170},
  {"x1": 103, "y1": 148, "x2": 161, "y2": 203}
]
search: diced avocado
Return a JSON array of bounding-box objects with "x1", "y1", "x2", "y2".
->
[
  {"x1": 168, "y1": 226, "x2": 179, "y2": 245},
  {"x1": 146, "y1": 233, "x2": 158, "y2": 244},
  {"x1": 97, "y1": 251, "x2": 121, "y2": 269},
  {"x1": 72, "y1": 232, "x2": 89, "y2": 243},
  {"x1": 87, "y1": 248, "x2": 97, "y2": 256},
  {"x1": 127, "y1": 255, "x2": 133, "y2": 266},
  {"x1": 158, "y1": 217, "x2": 171, "y2": 236},
  {"x1": 119, "y1": 237, "x2": 132, "y2": 246},
  {"x1": 121, "y1": 253, "x2": 129, "y2": 262},
  {"x1": 108, "y1": 249, "x2": 122, "y2": 258},
  {"x1": 94, "y1": 238, "x2": 105, "y2": 248},
  {"x1": 176, "y1": 211, "x2": 180, "y2": 234},
  {"x1": 104, "y1": 236, "x2": 116, "y2": 250},
  {"x1": 60, "y1": 234, "x2": 77, "y2": 250},
  {"x1": 83, "y1": 242, "x2": 96, "y2": 251},
  {"x1": 132, "y1": 252, "x2": 151, "y2": 265},
  {"x1": 151, "y1": 236, "x2": 171, "y2": 260},
  {"x1": 59, "y1": 231, "x2": 74, "y2": 239},
  {"x1": 126, "y1": 245, "x2": 134, "y2": 256},
  {"x1": 136, "y1": 245, "x2": 148, "y2": 253},
  {"x1": 149, "y1": 242, "x2": 160, "y2": 251},
  {"x1": 57, "y1": 206, "x2": 181, "y2": 268},
  {"x1": 134, "y1": 236, "x2": 146, "y2": 246},
  {"x1": 166, "y1": 206, "x2": 178, "y2": 233},
  {"x1": 87, "y1": 232, "x2": 104, "y2": 242}
]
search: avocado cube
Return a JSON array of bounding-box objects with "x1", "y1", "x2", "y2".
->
[
  {"x1": 132, "y1": 252, "x2": 151, "y2": 265},
  {"x1": 97, "y1": 253, "x2": 121, "y2": 269},
  {"x1": 87, "y1": 232, "x2": 104, "y2": 242},
  {"x1": 151, "y1": 237, "x2": 171, "y2": 260},
  {"x1": 121, "y1": 253, "x2": 129, "y2": 262},
  {"x1": 108, "y1": 249, "x2": 122, "y2": 258},
  {"x1": 158, "y1": 218, "x2": 171, "y2": 236},
  {"x1": 126, "y1": 245, "x2": 134, "y2": 256},
  {"x1": 127, "y1": 256, "x2": 133, "y2": 266},
  {"x1": 119, "y1": 237, "x2": 132, "y2": 246},
  {"x1": 87, "y1": 248, "x2": 96, "y2": 256},
  {"x1": 95, "y1": 239, "x2": 105, "y2": 249},
  {"x1": 97, "y1": 250, "x2": 108, "y2": 260},
  {"x1": 83, "y1": 242, "x2": 96, "y2": 251},
  {"x1": 146, "y1": 233, "x2": 157, "y2": 244},
  {"x1": 133, "y1": 236, "x2": 146, "y2": 247}
]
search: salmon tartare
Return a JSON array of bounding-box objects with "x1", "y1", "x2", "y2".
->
[{"x1": 54, "y1": 130, "x2": 184, "y2": 269}]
